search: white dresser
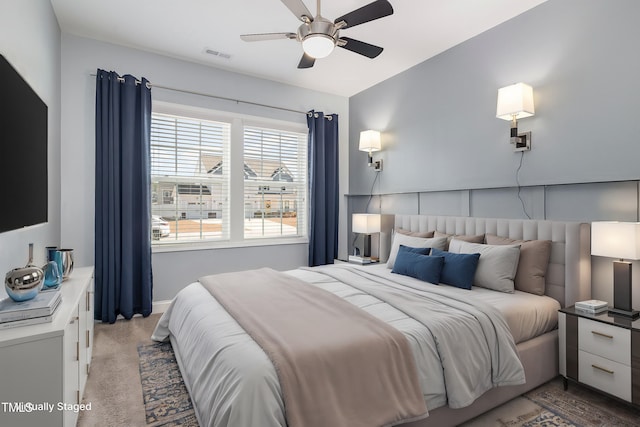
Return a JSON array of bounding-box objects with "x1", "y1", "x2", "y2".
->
[{"x1": 0, "y1": 267, "x2": 94, "y2": 427}]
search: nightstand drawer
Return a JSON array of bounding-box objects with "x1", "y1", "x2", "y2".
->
[
  {"x1": 578, "y1": 318, "x2": 630, "y2": 365},
  {"x1": 579, "y1": 350, "x2": 631, "y2": 402}
]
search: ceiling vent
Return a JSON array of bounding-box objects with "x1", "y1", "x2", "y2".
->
[{"x1": 204, "y1": 49, "x2": 231, "y2": 60}]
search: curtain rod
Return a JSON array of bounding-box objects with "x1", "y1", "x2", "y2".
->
[{"x1": 89, "y1": 73, "x2": 334, "y2": 117}]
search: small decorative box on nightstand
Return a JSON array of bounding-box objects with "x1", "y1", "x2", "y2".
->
[{"x1": 559, "y1": 306, "x2": 640, "y2": 406}]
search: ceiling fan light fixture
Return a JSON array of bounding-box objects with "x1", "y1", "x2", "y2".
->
[
  {"x1": 302, "y1": 34, "x2": 335, "y2": 58},
  {"x1": 240, "y1": 0, "x2": 394, "y2": 68}
]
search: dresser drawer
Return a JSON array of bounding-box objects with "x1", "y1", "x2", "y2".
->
[
  {"x1": 579, "y1": 350, "x2": 631, "y2": 402},
  {"x1": 578, "y1": 318, "x2": 630, "y2": 365}
]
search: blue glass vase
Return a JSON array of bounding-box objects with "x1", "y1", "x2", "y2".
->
[
  {"x1": 46, "y1": 247, "x2": 63, "y2": 282},
  {"x1": 43, "y1": 260, "x2": 62, "y2": 289}
]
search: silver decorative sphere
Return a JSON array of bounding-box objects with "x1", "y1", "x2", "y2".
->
[{"x1": 5, "y1": 266, "x2": 44, "y2": 302}]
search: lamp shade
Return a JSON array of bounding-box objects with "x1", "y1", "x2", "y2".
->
[
  {"x1": 359, "y1": 130, "x2": 381, "y2": 152},
  {"x1": 496, "y1": 83, "x2": 535, "y2": 120},
  {"x1": 352, "y1": 213, "x2": 381, "y2": 234},
  {"x1": 591, "y1": 221, "x2": 640, "y2": 260}
]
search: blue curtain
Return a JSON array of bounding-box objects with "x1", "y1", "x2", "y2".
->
[
  {"x1": 95, "y1": 69, "x2": 153, "y2": 323},
  {"x1": 307, "y1": 111, "x2": 339, "y2": 266}
]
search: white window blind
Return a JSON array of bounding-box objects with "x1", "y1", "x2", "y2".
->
[
  {"x1": 243, "y1": 126, "x2": 307, "y2": 239},
  {"x1": 150, "y1": 112, "x2": 230, "y2": 243}
]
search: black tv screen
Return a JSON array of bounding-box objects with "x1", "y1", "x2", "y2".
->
[{"x1": 0, "y1": 54, "x2": 48, "y2": 233}]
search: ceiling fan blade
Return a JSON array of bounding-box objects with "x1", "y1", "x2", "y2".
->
[
  {"x1": 334, "y1": 0, "x2": 393, "y2": 29},
  {"x1": 241, "y1": 32, "x2": 297, "y2": 42},
  {"x1": 298, "y1": 53, "x2": 316, "y2": 69},
  {"x1": 280, "y1": 0, "x2": 313, "y2": 22},
  {"x1": 338, "y1": 37, "x2": 383, "y2": 58}
]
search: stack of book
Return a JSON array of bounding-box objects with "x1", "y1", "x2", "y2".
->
[
  {"x1": 0, "y1": 290, "x2": 62, "y2": 329},
  {"x1": 575, "y1": 299, "x2": 608, "y2": 314}
]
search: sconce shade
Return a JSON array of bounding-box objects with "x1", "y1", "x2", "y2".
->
[
  {"x1": 352, "y1": 213, "x2": 381, "y2": 234},
  {"x1": 496, "y1": 83, "x2": 535, "y2": 120},
  {"x1": 359, "y1": 130, "x2": 381, "y2": 152},
  {"x1": 591, "y1": 221, "x2": 640, "y2": 260}
]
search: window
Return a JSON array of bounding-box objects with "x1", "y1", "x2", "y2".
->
[
  {"x1": 150, "y1": 112, "x2": 230, "y2": 243},
  {"x1": 150, "y1": 106, "x2": 308, "y2": 246},
  {"x1": 244, "y1": 126, "x2": 307, "y2": 239}
]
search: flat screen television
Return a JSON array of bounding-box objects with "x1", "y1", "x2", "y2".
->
[{"x1": 0, "y1": 54, "x2": 48, "y2": 233}]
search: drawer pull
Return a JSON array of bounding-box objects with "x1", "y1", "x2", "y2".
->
[
  {"x1": 592, "y1": 364, "x2": 614, "y2": 374},
  {"x1": 591, "y1": 330, "x2": 613, "y2": 339}
]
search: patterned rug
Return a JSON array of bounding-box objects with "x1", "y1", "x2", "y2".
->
[
  {"x1": 137, "y1": 342, "x2": 198, "y2": 426},
  {"x1": 138, "y1": 342, "x2": 640, "y2": 427},
  {"x1": 522, "y1": 378, "x2": 640, "y2": 427},
  {"x1": 516, "y1": 409, "x2": 578, "y2": 427}
]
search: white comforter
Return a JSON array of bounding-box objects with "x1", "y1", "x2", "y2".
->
[{"x1": 152, "y1": 264, "x2": 535, "y2": 427}]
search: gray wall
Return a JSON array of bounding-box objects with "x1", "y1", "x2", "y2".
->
[
  {"x1": 0, "y1": 0, "x2": 61, "y2": 297},
  {"x1": 348, "y1": 0, "x2": 640, "y2": 309},
  {"x1": 350, "y1": 0, "x2": 640, "y2": 194},
  {"x1": 60, "y1": 34, "x2": 349, "y2": 301}
]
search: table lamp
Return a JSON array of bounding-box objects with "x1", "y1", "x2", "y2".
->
[
  {"x1": 351, "y1": 213, "x2": 381, "y2": 264},
  {"x1": 591, "y1": 221, "x2": 640, "y2": 318}
]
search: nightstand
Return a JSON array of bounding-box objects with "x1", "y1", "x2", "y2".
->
[{"x1": 559, "y1": 306, "x2": 640, "y2": 406}]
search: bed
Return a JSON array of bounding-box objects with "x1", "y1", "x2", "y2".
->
[{"x1": 152, "y1": 215, "x2": 592, "y2": 427}]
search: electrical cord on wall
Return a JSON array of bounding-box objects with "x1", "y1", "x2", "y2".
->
[
  {"x1": 516, "y1": 151, "x2": 532, "y2": 219},
  {"x1": 364, "y1": 170, "x2": 380, "y2": 213}
]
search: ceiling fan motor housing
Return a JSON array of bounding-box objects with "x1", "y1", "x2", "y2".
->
[
  {"x1": 298, "y1": 18, "x2": 339, "y2": 58},
  {"x1": 297, "y1": 18, "x2": 338, "y2": 43}
]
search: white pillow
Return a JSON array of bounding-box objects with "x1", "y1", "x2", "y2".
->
[
  {"x1": 449, "y1": 239, "x2": 521, "y2": 293},
  {"x1": 386, "y1": 234, "x2": 448, "y2": 269}
]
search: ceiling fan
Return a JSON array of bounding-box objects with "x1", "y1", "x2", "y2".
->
[{"x1": 240, "y1": 0, "x2": 394, "y2": 69}]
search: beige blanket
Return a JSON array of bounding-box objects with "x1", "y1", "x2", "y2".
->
[{"x1": 199, "y1": 268, "x2": 428, "y2": 427}]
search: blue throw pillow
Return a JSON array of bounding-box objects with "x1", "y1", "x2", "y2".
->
[
  {"x1": 431, "y1": 248, "x2": 481, "y2": 290},
  {"x1": 398, "y1": 244, "x2": 431, "y2": 256},
  {"x1": 392, "y1": 250, "x2": 444, "y2": 284}
]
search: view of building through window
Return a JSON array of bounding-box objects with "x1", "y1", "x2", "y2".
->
[
  {"x1": 243, "y1": 125, "x2": 307, "y2": 239},
  {"x1": 150, "y1": 111, "x2": 307, "y2": 244}
]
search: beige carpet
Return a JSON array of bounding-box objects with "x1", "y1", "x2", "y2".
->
[
  {"x1": 78, "y1": 313, "x2": 161, "y2": 427},
  {"x1": 79, "y1": 314, "x2": 640, "y2": 427}
]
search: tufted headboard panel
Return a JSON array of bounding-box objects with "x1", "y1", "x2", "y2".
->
[{"x1": 393, "y1": 215, "x2": 592, "y2": 308}]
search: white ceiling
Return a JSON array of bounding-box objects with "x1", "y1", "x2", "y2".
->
[{"x1": 50, "y1": 0, "x2": 547, "y2": 97}]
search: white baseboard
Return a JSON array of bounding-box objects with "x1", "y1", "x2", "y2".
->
[
  {"x1": 152, "y1": 300, "x2": 172, "y2": 314},
  {"x1": 110, "y1": 300, "x2": 172, "y2": 321}
]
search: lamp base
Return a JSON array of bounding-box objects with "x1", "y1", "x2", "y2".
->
[{"x1": 607, "y1": 307, "x2": 640, "y2": 319}]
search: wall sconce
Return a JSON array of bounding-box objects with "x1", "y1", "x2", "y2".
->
[
  {"x1": 350, "y1": 213, "x2": 381, "y2": 264},
  {"x1": 496, "y1": 82, "x2": 535, "y2": 152},
  {"x1": 591, "y1": 221, "x2": 640, "y2": 318},
  {"x1": 359, "y1": 130, "x2": 382, "y2": 171}
]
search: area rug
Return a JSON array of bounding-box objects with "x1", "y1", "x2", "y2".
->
[
  {"x1": 137, "y1": 342, "x2": 198, "y2": 427},
  {"x1": 138, "y1": 342, "x2": 640, "y2": 427},
  {"x1": 523, "y1": 377, "x2": 640, "y2": 427}
]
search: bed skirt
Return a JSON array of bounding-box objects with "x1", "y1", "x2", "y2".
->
[
  {"x1": 170, "y1": 329, "x2": 557, "y2": 427},
  {"x1": 404, "y1": 329, "x2": 559, "y2": 427}
]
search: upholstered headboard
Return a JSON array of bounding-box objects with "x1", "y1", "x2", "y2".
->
[{"x1": 393, "y1": 215, "x2": 591, "y2": 308}]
